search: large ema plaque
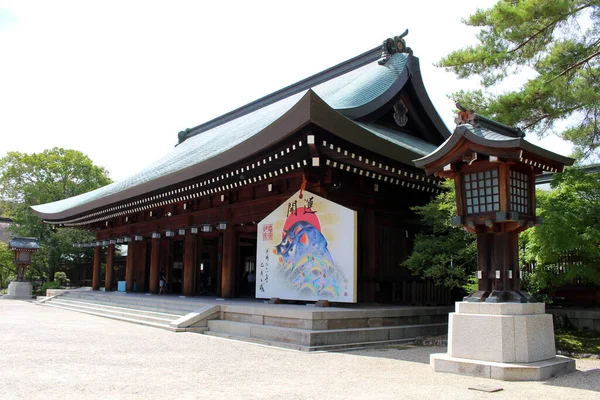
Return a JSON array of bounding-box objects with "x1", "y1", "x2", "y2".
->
[{"x1": 256, "y1": 190, "x2": 357, "y2": 303}]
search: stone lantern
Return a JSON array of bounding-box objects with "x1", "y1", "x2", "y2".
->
[
  {"x1": 6, "y1": 237, "x2": 40, "y2": 299},
  {"x1": 414, "y1": 110, "x2": 576, "y2": 380}
]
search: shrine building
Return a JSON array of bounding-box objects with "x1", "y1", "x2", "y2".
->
[{"x1": 32, "y1": 33, "x2": 456, "y2": 303}]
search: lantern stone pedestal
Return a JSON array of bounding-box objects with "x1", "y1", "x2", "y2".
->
[
  {"x1": 430, "y1": 302, "x2": 575, "y2": 381},
  {"x1": 5, "y1": 281, "x2": 33, "y2": 300},
  {"x1": 415, "y1": 111, "x2": 577, "y2": 381}
]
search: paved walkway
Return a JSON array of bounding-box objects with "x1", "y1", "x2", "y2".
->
[{"x1": 1, "y1": 300, "x2": 599, "y2": 399}]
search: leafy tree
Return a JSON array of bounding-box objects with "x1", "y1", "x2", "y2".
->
[
  {"x1": 0, "y1": 242, "x2": 15, "y2": 291},
  {"x1": 439, "y1": 0, "x2": 600, "y2": 161},
  {"x1": 522, "y1": 168, "x2": 600, "y2": 288},
  {"x1": 403, "y1": 181, "x2": 477, "y2": 290},
  {"x1": 0, "y1": 148, "x2": 111, "y2": 282}
]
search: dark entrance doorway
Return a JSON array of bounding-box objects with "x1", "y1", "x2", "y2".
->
[
  {"x1": 196, "y1": 237, "x2": 219, "y2": 296},
  {"x1": 171, "y1": 240, "x2": 184, "y2": 294},
  {"x1": 237, "y1": 235, "x2": 256, "y2": 298}
]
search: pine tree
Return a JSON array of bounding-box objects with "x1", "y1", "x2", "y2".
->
[{"x1": 439, "y1": 0, "x2": 600, "y2": 161}]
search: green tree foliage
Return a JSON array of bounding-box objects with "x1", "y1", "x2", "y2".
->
[
  {"x1": 0, "y1": 148, "x2": 111, "y2": 282},
  {"x1": 522, "y1": 168, "x2": 600, "y2": 287},
  {"x1": 0, "y1": 242, "x2": 15, "y2": 291},
  {"x1": 403, "y1": 181, "x2": 477, "y2": 290},
  {"x1": 439, "y1": 0, "x2": 600, "y2": 161}
]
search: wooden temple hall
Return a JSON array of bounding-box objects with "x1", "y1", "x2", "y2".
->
[{"x1": 32, "y1": 33, "x2": 453, "y2": 303}]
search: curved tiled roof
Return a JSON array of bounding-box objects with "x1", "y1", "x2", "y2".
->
[
  {"x1": 414, "y1": 123, "x2": 575, "y2": 172},
  {"x1": 9, "y1": 237, "x2": 40, "y2": 250},
  {"x1": 32, "y1": 51, "x2": 441, "y2": 221},
  {"x1": 355, "y1": 122, "x2": 437, "y2": 156}
]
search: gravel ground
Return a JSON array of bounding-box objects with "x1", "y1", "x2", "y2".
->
[{"x1": 0, "y1": 300, "x2": 599, "y2": 400}]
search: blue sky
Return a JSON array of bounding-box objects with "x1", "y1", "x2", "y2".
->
[{"x1": 0, "y1": 1, "x2": 573, "y2": 181}]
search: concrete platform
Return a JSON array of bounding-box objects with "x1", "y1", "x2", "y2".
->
[
  {"x1": 432, "y1": 301, "x2": 577, "y2": 381},
  {"x1": 39, "y1": 290, "x2": 452, "y2": 350},
  {"x1": 4, "y1": 281, "x2": 32, "y2": 300},
  {"x1": 431, "y1": 353, "x2": 576, "y2": 381}
]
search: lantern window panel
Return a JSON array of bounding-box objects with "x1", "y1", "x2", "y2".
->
[
  {"x1": 510, "y1": 170, "x2": 529, "y2": 215},
  {"x1": 464, "y1": 169, "x2": 500, "y2": 215}
]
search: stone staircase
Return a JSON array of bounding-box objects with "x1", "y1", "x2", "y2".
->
[
  {"x1": 204, "y1": 304, "x2": 449, "y2": 351},
  {"x1": 39, "y1": 291, "x2": 451, "y2": 351},
  {"x1": 39, "y1": 291, "x2": 202, "y2": 332}
]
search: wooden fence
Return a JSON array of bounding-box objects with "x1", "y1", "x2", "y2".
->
[
  {"x1": 392, "y1": 280, "x2": 453, "y2": 306},
  {"x1": 522, "y1": 249, "x2": 587, "y2": 284}
]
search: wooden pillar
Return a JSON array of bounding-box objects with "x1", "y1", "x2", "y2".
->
[
  {"x1": 149, "y1": 237, "x2": 161, "y2": 294},
  {"x1": 105, "y1": 244, "x2": 115, "y2": 291},
  {"x1": 365, "y1": 208, "x2": 377, "y2": 302},
  {"x1": 135, "y1": 240, "x2": 147, "y2": 292},
  {"x1": 508, "y1": 231, "x2": 520, "y2": 291},
  {"x1": 125, "y1": 241, "x2": 135, "y2": 292},
  {"x1": 92, "y1": 245, "x2": 101, "y2": 291},
  {"x1": 195, "y1": 236, "x2": 203, "y2": 295},
  {"x1": 183, "y1": 232, "x2": 196, "y2": 297},
  {"x1": 220, "y1": 228, "x2": 236, "y2": 298},
  {"x1": 476, "y1": 231, "x2": 492, "y2": 293}
]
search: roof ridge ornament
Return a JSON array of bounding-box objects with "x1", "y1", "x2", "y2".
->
[
  {"x1": 378, "y1": 29, "x2": 413, "y2": 66},
  {"x1": 454, "y1": 102, "x2": 477, "y2": 127},
  {"x1": 178, "y1": 128, "x2": 192, "y2": 144}
]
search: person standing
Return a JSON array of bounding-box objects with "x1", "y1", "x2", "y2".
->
[{"x1": 159, "y1": 270, "x2": 167, "y2": 295}]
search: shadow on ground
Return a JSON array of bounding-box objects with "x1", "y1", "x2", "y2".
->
[
  {"x1": 343, "y1": 345, "x2": 445, "y2": 364},
  {"x1": 543, "y1": 366, "x2": 600, "y2": 392}
]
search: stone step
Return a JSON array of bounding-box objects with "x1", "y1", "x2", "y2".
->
[
  {"x1": 50, "y1": 298, "x2": 182, "y2": 321},
  {"x1": 221, "y1": 309, "x2": 448, "y2": 330},
  {"x1": 45, "y1": 300, "x2": 180, "y2": 326},
  {"x1": 61, "y1": 291, "x2": 197, "y2": 307},
  {"x1": 42, "y1": 302, "x2": 185, "y2": 332},
  {"x1": 207, "y1": 320, "x2": 447, "y2": 347},
  {"x1": 59, "y1": 295, "x2": 197, "y2": 313},
  {"x1": 58, "y1": 293, "x2": 199, "y2": 315},
  {"x1": 204, "y1": 330, "x2": 421, "y2": 352}
]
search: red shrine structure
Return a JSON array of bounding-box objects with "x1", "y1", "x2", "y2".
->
[
  {"x1": 5, "y1": 236, "x2": 40, "y2": 300},
  {"x1": 9, "y1": 237, "x2": 40, "y2": 282},
  {"x1": 32, "y1": 32, "x2": 448, "y2": 303},
  {"x1": 415, "y1": 108, "x2": 574, "y2": 303},
  {"x1": 31, "y1": 32, "x2": 570, "y2": 305}
]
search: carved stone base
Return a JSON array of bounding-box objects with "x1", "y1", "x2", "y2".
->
[
  {"x1": 431, "y1": 301, "x2": 576, "y2": 381},
  {"x1": 5, "y1": 281, "x2": 33, "y2": 300},
  {"x1": 431, "y1": 353, "x2": 576, "y2": 381},
  {"x1": 465, "y1": 290, "x2": 534, "y2": 303}
]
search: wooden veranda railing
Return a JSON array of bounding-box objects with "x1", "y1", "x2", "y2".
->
[
  {"x1": 392, "y1": 280, "x2": 453, "y2": 306},
  {"x1": 522, "y1": 249, "x2": 587, "y2": 285}
]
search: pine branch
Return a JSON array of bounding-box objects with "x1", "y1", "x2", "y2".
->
[
  {"x1": 548, "y1": 50, "x2": 600, "y2": 82},
  {"x1": 508, "y1": 20, "x2": 557, "y2": 53},
  {"x1": 508, "y1": 4, "x2": 593, "y2": 54},
  {"x1": 523, "y1": 114, "x2": 552, "y2": 130}
]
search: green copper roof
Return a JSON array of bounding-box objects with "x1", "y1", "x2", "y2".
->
[
  {"x1": 355, "y1": 122, "x2": 437, "y2": 156},
  {"x1": 32, "y1": 53, "x2": 419, "y2": 220},
  {"x1": 9, "y1": 237, "x2": 40, "y2": 250},
  {"x1": 414, "y1": 123, "x2": 575, "y2": 171}
]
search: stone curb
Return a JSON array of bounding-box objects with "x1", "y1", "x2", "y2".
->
[{"x1": 556, "y1": 350, "x2": 600, "y2": 359}]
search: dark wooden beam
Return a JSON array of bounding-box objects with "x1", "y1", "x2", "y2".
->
[
  {"x1": 92, "y1": 245, "x2": 101, "y2": 291},
  {"x1": 220, "y1": 228, "x2": 236, "y2": 298},
  {"x1": 104, "y1": 244, "x2": 114, "y2": 291},
  {"x1": 149, "y1": 237, "x2": 160, "y2": 294},
  {"x1": 183, "y1": 231, "x2": 196, "y2": 296},
  {"x1": 125, "y1": 241, "x2": 135, "y2": 292}
]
